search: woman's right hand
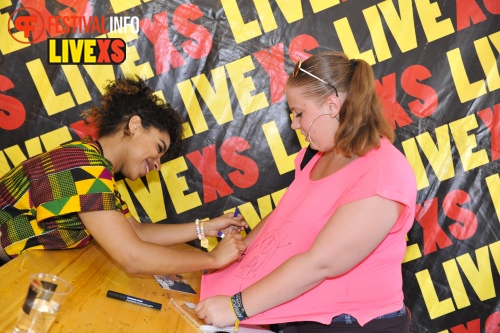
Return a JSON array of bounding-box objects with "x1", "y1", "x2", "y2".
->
[{"x1": 208, "y1": 233, "x2": 247, "y2": 269}]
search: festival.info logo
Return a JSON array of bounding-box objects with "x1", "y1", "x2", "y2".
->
[{"x1": 8, "y1": 7, "x2": 129, "y2": 65}]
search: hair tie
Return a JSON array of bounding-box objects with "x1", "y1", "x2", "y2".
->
[{"x1": 350, "y1": 58, "x2": 357, "y2": 71}]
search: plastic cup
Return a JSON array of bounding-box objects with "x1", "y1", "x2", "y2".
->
[{"x1": 13, "y1": 273, "x2": 72, "y2": 333}]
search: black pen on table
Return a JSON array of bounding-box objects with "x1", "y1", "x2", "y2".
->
[{"x1": 106, "y1": 290, "x2": 162, "y2": 310}]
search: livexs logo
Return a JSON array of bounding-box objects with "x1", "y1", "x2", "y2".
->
[
  {"x1": 9, "y1": 6, "x2": 129, "y2": 65},
  {"x1": 48, "y1": 38, "x2": 126, "y2": 64}
]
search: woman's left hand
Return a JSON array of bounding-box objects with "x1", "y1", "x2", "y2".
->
[
  {"x1": 195, "y1": 295, "x2": 235, "y2": 327},
  {"x1": 204, "y1": 213, "x2": 248, "y2": 237}
]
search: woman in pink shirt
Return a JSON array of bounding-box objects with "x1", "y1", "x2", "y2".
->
[{"x1": 195, "y1": 51, "x2": 417, "y2": 332}]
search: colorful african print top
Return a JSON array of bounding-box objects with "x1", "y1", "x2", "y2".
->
[{"x1": 0, "y1": 136, "x2": 131, "y2": 258}]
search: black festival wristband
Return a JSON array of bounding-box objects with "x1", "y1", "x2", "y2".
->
[{"x1": 230, "y1": 292, "x2": 249, "y2": 321}]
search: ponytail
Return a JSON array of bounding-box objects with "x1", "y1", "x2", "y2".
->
[
  {"x1": 286, "y1": 52, "x2": 394, "y2": 156},
  {"x1": 335, "y1": 58, "x2": 394, "y2": 156}
]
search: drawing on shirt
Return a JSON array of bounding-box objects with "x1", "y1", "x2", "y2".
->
[{"x1": 236, "y1": 221, "x2": 294, "y2": 279}]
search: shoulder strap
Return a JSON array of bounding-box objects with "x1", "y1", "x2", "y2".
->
[{"x1": 300, "y1": 145, "x2": 318, "y2": 170}]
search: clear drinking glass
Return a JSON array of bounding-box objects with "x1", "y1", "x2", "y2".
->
[{"x1": 13, "y1": 273, "x2": 72, "y2": 333}]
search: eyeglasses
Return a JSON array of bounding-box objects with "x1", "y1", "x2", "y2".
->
[{"x1": 292, "y1": 58, "x2": 338, "y2": 97}]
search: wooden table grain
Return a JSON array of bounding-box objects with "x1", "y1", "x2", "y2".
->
[{"x1": 0, "y1": 240, "x2": 206, "y2": 333}]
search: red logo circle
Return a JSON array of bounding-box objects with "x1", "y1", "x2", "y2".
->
[{"x1": 8, "y1": 7, "x2": 45, "y2": 44}]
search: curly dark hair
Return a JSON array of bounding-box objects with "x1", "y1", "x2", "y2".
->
[{"x1": 81, "y1": 76, "x2": 184, "y2": 158}]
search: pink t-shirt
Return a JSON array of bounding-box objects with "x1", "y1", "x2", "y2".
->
[{"x1": 200, "y1": 139, "x2": 417, "y2": 326}]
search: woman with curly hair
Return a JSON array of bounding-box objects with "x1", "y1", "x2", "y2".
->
[{"x1": 0, "y1": 76, "x2": 247, "y2": 274}]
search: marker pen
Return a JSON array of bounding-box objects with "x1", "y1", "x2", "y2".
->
[
  {"x1": 106, "y1": 290, "x2": 162, "y2": 310},
  {"x1": 217, "y1": 207, "x2": 240, "y2": 238}
]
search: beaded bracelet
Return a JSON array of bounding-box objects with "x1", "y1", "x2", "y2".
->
[
  {"x1": 195, "y1": 219, "x2": 208, "y2": 248},
  {"x1": 200, "y1": 221, "x2": 208, "y2": 248},
  {"x1": 195, "y1": 219, "x2": 201, "y2": 240}
]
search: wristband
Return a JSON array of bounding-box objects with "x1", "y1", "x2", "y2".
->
[
  {"x1": 229, "y1": 298, "x2": 240, "y2": 332},
  {"x1": 230, "y1": 292, "x2": 248, "y2": 321}
]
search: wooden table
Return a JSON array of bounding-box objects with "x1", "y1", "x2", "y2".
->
[{"x1": 0, "y1": 240, "x2": 206, "y2": 332}]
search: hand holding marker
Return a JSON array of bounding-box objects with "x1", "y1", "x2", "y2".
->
[
  {"x1": 202, "y1": 208, "x2": 243, "y2": 275},
  {"x1": 217, "y1": 207, "x2": 239, "y2": 238}
]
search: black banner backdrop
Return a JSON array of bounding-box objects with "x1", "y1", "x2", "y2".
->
[{"x1": 1, "y1": 0, "x2": 500, "y2": 331}]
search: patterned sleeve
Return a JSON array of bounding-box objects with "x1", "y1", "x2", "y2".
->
[
  {"x1": 114, "y1": 183, "x2": 132, "y2": 219},
  {"x1": 33, "y1": 165, "x2": 131, "y2": 221}
]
